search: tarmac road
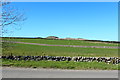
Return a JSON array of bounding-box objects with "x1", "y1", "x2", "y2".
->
[{"x1": 2, "y1": 67, "x2": 118, "y2": 78}]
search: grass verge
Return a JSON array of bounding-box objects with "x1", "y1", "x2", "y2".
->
[{"x1": 2, "y1": 59, "x2": 120, "y2": 70}]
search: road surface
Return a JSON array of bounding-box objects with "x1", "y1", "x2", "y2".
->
[{"x1": 2, "y1": 67, "x2": 118, "y2": 78}]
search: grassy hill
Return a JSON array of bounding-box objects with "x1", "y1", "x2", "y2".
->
[
  {"x1": 2, "y1": 38, "x2": 119, "y2": 70},
  {"x1": 4, "y1": 38, "x2": 118, "y2": 47},
  {"x1": 2, "y1": 38, "x2": 118, "y2": 57}
]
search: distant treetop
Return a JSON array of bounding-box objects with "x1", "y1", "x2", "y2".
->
[{"x1": 46, "y1": 36, "x2": 59, "y2": 40}]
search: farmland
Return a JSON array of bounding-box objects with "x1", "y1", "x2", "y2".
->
[
  {"x1": 2, "y1": 38, "x2": 119, "y2": 70},
  {"x1": 3, "y1": 42, "x2": 118, "y2": 57},
  {"x1": 4, "y1": 38, "x2": 118, "y2": 46}
]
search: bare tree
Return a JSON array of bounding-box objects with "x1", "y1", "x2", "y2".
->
[
  {"x1": 0, "y1": 0, "x2": 26, "y2": 53},
  {"x1": 0, "y1": 0, "x2": 26, "y2": 36}
]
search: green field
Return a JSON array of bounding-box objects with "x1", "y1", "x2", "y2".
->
[
  {"x1": 5, "y1": 38, "x2": 118, "y2": 46},
  {"x1": 2, "y1": 38, "x2": 119, "y2": 70},
  {"x1": 3, "y1": 43, "x2": 118, "y2": 57}
]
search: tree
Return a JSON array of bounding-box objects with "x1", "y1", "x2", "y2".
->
[
  {"x1": 46, "y1": 36, "x2": 59, "y2": 40},
  {"x1": 0, "y1": 0, "x2": 26, "y2": 54},
  {"x1": 0, "y1": 0, "x2": 26, "y2": 36}
]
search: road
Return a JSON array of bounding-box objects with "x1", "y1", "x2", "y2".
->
[{"x1": 2, "y1": 67, "x2": 118, "y2": 78}]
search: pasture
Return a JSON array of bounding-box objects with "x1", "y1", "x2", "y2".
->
[
  {"x1": 2, "y1": 38, "x2": 119, "y2": 70},
  {"x1": 3, "y1": 43, "x2": 118, "y2": 57},
  {"x1": 4, "y1": 38, "x2": 118, "y2": 46}
]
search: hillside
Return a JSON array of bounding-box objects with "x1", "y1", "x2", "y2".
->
[
  {"x1": 3, "y1": 38, "x2": 118, "y2": 47},
  {"x1": 2, "y1": 38, "x2": 118, "y2": 57}
]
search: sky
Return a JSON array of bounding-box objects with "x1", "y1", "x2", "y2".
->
[
  {"x1": 5, "y1": 2, "x2": 118, "y2": 41},
  {"x1": 8, "y1": 0, "x2": 120, "y2": 2}
]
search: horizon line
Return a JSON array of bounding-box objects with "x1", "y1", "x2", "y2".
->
[{"x1": 1, "y1": 36, "x2": 119, "y2": 42}]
